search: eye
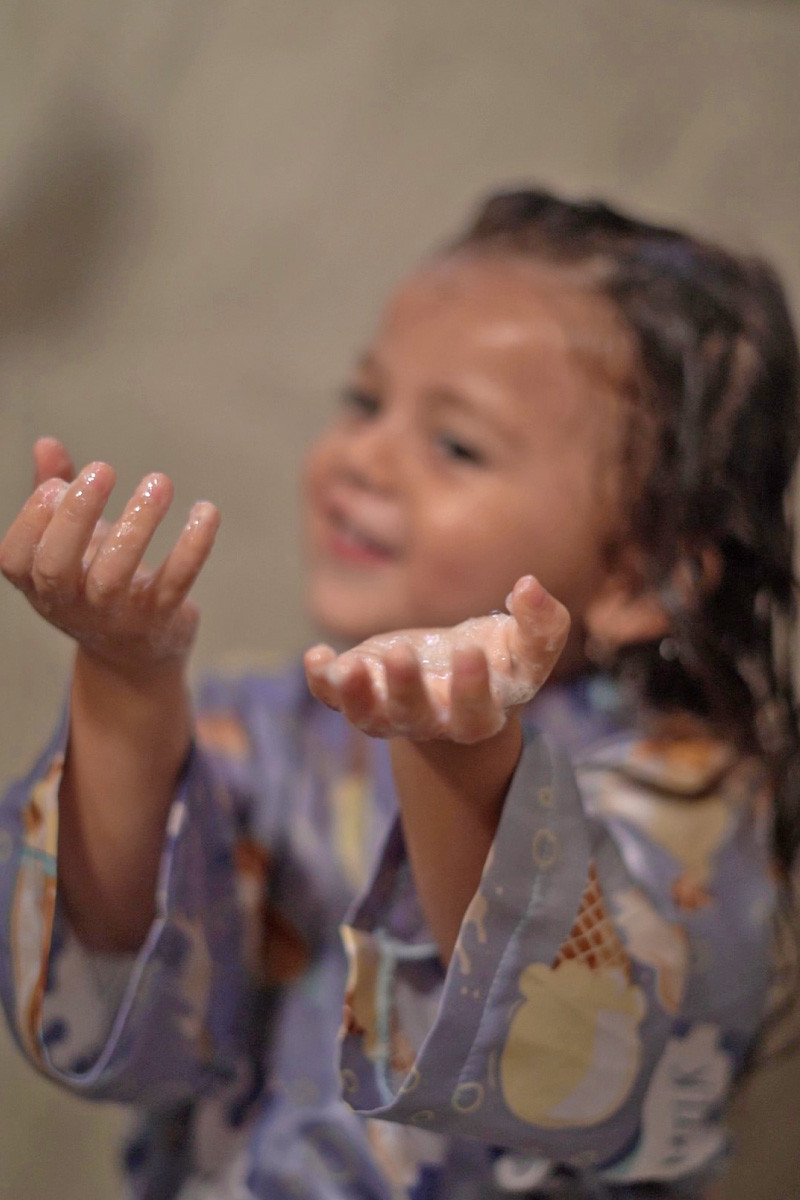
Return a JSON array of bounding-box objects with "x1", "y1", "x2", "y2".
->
[
  {"x1": 435, "y1": 433, "x2": 485, "y2": 466},
  {"x1": 340, "y1": 386, "x2": 381, "y2": 418}
]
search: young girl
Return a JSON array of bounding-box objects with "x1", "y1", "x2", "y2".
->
[{"x1": 0, "y1": 190, "x2": 798, "y2": 1200}]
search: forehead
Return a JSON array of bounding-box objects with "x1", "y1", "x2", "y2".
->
[
  {"x1": 379, "y1": 255, "x2": 568, "y2": 350},
  {"x1": 369, "y1": 254, "x2": 627, "y2": 394},
  {"x1": 366, "y1": 255, "x2": 629, "y2": 445}
]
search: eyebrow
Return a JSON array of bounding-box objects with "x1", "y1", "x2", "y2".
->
[
  {"x1": 425, "y1": 386, "x2": 485, "y2": 414},
  {"x1": 353, "y1": 355, "x2": 519, "y2": 442},
  {"x1": 431, "y1": 378, "x2": 516, "y2": 419}
]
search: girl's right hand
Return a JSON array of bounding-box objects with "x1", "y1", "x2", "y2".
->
[{"x1": 0, "y1": 437, "x2": 220, "y2": 682}]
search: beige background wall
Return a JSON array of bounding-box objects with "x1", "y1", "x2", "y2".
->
[{"x1": 0, "y1": 2, "x2": 798, "y2": 1196}]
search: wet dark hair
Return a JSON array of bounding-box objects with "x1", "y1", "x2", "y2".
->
[{"x1": 451, "y1": 188, "x2": 800, "y2": 869}]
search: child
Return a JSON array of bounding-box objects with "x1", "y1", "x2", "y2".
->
[{"x1": 0, "y1": 189, "x2": 798, "y2": 1200}]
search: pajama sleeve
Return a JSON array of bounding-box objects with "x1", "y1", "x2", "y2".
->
[
  {"x1": 0, "y1": 680, "x2": 267, "y2": 1104},
  {"x1": 338, "y1": 727, "x2": 775, "y2": 1181}
]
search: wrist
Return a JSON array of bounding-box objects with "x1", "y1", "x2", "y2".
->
[
  {"x1": 392, "y1": 713, "x2": 523, "y2": 822},
  {"x1": 73, "y1": 645, "x2": 192, "y2": 737}
]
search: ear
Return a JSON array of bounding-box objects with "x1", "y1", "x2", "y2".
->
[
  {"x1": 584, "y1": 577, "x2": 671, "y2": 651},
  {"x1": 584, "y1": 546, "x2": 722, "y2": 652}
]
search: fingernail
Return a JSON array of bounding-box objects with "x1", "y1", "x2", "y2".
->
[
  {"x1": 305, "y1": 646, "x2": 331, "y2": 673},
  {"x1": 139, "y1": 473, "x2": 164, "y2": 502},
  {"x1": 75, "y1": 462, "x2": 111, "y2": 498},
  {"x1": 526, "y1": 577, "x2": 548, "y2": 607},
  {"x1": 506, "y1": 575, "x2": 537, "y2": 611},
  {"x1": 187, "y1": 501, "x2": 218, "y2": 530}
]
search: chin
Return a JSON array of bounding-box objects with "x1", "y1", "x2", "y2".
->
[{"x1": 305, "y1": 588, "x2": 392, "y2": 646}]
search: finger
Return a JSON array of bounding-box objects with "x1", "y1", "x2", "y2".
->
[
  {"x1": 0, "y1": 477, "x2": 69, "y2": 587},
  {"x1": 305, "y1": 647, "x2": 388, "y2": 732},
  {"x1": 337, "y1": 658, "x2": 389, "y2": 734},
  {"x1": 84, "y1": 517, "x2": 112, "y2": 563},
  {"x1": 33, "y1": 437, "x2": 75, "y2": 488},
  {"x1": 31, "y1": 463, "x2": 116, "y2": 600},
  {"x1": 83, "y1": 473, "x2": 173, "y2": 606},
  {"x1": 383, "y1": 642, "x2": 439, "y2": 737},
  {"x1": 304, "y1": 644, "x2": 342, "y2": 709},
  {"x1": 148, "y1": 500, "x2": 220, "y2": 612},
  {"x1": 507, "y1": 575, "x2": 570, "y2": 676},
  {"x1": 450, "y1": 646, "x2": 502, "y2": 743}
]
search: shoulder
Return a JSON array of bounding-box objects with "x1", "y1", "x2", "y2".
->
[
  {"x1": 578, "y1": 722, "x2": 770, "y2": 917},
  {"x1": 580, "y1": 723, "x2": 758, "y2": 795}
]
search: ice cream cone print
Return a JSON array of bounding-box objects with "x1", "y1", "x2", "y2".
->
[
  {"x1": 552, "y1": 863, "x2": 630, "y2": 977},
  {"x1": 500, "y1": 863, "x2": 645, "y2": 1128}
]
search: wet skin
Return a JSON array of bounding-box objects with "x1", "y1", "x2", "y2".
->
[{"x1": 2, "y1": 254, "x2": 626, "y2": 741}]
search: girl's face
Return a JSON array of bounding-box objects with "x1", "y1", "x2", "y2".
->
[{"x1": 303, "y1": 254, "x2": 627, "y2": 658}]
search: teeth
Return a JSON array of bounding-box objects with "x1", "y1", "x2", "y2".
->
[{"x1": 338, "y1": 516, "x2": 389, "y2": 554}]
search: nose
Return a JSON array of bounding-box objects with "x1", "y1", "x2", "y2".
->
[{"x1": 339, "y1": 411, "x2": 404, "y2": 493}]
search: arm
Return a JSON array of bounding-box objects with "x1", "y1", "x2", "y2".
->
[
  {"x1": 0, "y1": 432, "x2": 262, "y2": 1103},
  {"x1": 0, "y1": 678, "x2": 250, "y2": 1100},
  {"x1": 390, "y1": 720, "x2": 522, "y2": 963},
  {"x1": 0, "y1": 442, "x2": 297, "y2": 1108},
  {"x1": 59, "y1": 651, "x2": 192, "y2": 950},
  {"x1": 304, "y1": 583, "x2": 768, "y2": 1184},
  {"x1": 0, "y1": 438, "x2": 220, "y2": 950},
  {"x1": 331, "y1": 730, "x2": 766, "y2": 1183},
  {"x1": 305, "y1": 574, "x2": 569, "y2": 962}
]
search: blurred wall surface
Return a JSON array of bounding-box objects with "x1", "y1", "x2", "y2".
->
[{"x1": 1, "y1": 2, "x2": 798, "y2": 1197}]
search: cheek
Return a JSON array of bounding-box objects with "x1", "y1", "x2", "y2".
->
[
  {"x1": 301, "y1": 437, "x2": 335, "y2": 511},
  {"x1": 411, "y1": 493, "x2": 531, "y2": 605},
  {"x1": 302, "y1": 436, "x2": 328, "y2": 486},
  {"x1": 411, "y1": 484, "x2": 599, "y2": 617}
]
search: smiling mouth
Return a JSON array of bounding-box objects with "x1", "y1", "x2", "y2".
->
[{"x1": 324, "y1": 508, "x2": 399, "y2": 565}]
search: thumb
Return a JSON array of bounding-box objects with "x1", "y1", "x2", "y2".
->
[{"x1": 507, "y1": 576, "x2": 570, "y2": 678}]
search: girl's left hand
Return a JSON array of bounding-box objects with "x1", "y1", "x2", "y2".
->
[{"x1": 304, "y1": 575, "x2": 570, "y2": 743}]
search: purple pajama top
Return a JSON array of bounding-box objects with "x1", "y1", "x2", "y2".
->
[{"x1": 0, "y1": 665, "x2": 789, "y2": 1199}]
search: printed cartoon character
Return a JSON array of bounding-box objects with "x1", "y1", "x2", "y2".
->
[
  {"x1": 500, "y1": 864, "x2": 645, "y2": 1128},
  {"x1": 612, "y1": 887, "x2": 688, "y2": 1015},
  {"x1": 591, "y1": 738, "x2": 742, "y2": 911},
  {"x1": 11, "y1": 757, "x2": 63, "y2": 1062},
  {"x1": 340, "y1": 925, "x2": 416, "y2": 1075},
  {"x1": 627, "y1": 734, "x2": 733, "y2": 796},
  {"x1": 603, "y1": 1025, "x2": 732, "y2": 1180},
  {"x1": 197, "y1": 710, "x2": 310, "y2": 988},
  {"x1": 366, "y1": 1119, "x2": 444, "y2": 1193},
  {"x1": 170, "y1": 912, "x2": 213, "y2": 1045},
  {"x1": 330, "y1": 767, "x2": 371, "y2": 892},
  {"x1": 453, "y1": 887, "x2": 489, "y2": 977},
  {"x1": 196, "y1": 710, "x2": 251, "y2": 760},
  {"x1": 234, "y1": 838, "x2": 309, "y2": 986}
]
